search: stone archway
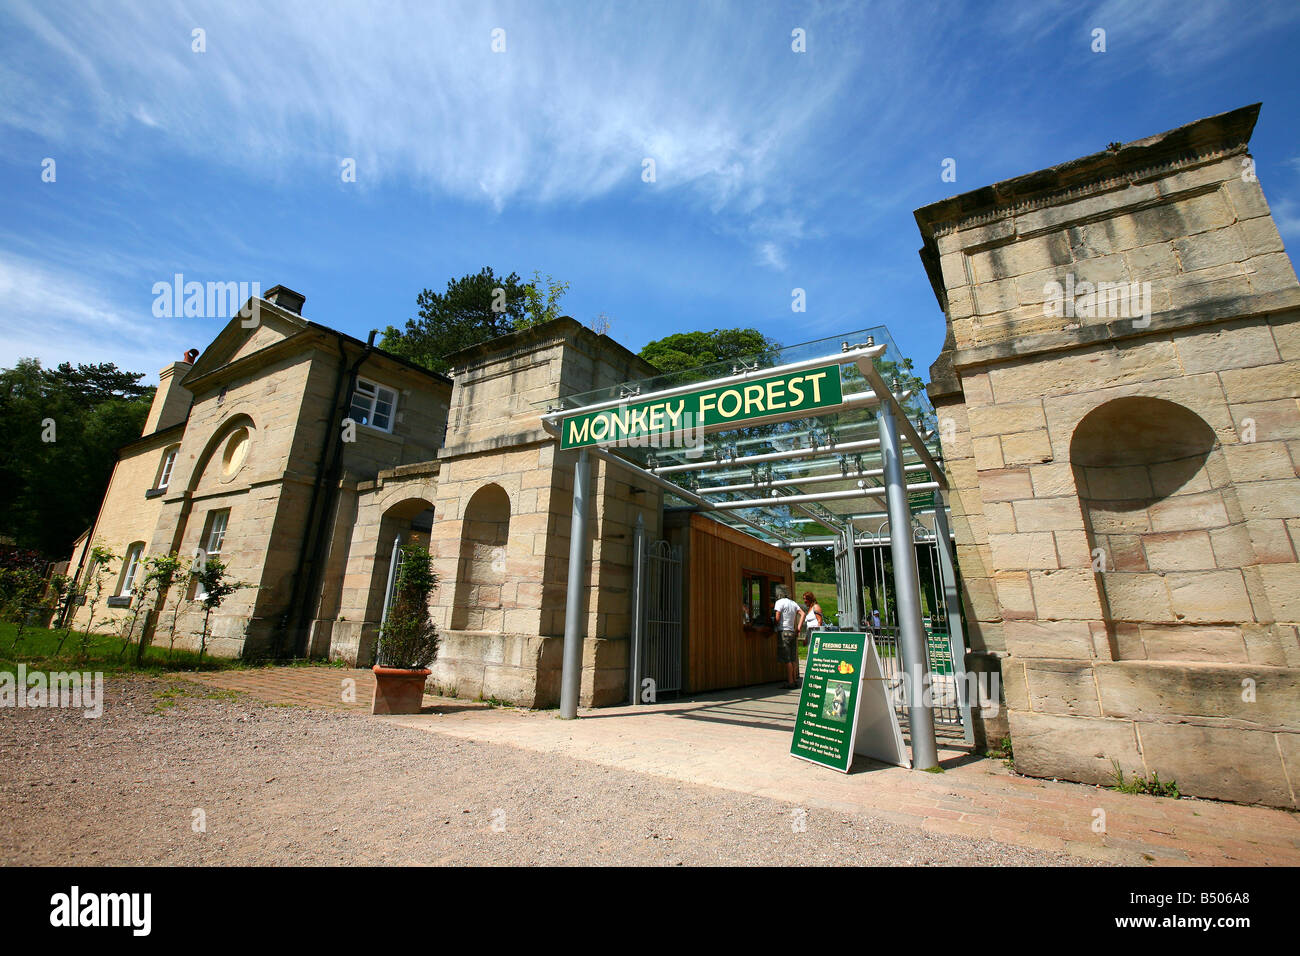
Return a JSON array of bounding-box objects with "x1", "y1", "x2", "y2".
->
[
  {"x1": 372, "y1": 497, "x2": 437, "y2": 624},
  {"x1": 451, "y1": 484, "x2": 511, "y2": 631}
]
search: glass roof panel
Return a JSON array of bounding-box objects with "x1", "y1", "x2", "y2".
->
[{"x1": 541, "y1": 326, "x2": 945, "y2": 543}]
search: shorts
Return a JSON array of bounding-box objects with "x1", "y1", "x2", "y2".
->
[{"x1": 776, "y1": 629, "x2": 798, "y2": 663}]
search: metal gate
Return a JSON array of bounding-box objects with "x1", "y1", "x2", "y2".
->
[
  {"x1": 831, "y1": 516, "x2": 972, "y2": 739},
  {"x1": 629, "y1": 519, "x2": 682, "y2": 703}
]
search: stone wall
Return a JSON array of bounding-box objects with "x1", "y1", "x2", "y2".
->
[
  {"x1": 426, "y1": 319, "x2": 662, "y2": 708},
  {"x1": 918, "y1": 104, "x2": 1300, "y2": 806}
]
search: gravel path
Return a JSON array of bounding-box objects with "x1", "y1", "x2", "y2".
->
[{"x1": 1, "y1": 677, "x2": 1081, "y2": 866}]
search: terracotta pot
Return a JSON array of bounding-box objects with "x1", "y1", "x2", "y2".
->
[{"x1": 371, "y1": 665, "x2": 431, "y2": 715}]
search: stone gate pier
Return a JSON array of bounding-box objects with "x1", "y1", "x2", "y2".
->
[{"x1": 917, "y1": 104, "x2": 1300, "y2": 807}]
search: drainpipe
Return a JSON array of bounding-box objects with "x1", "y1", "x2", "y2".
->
[{"x1": 280, "y1": 330, "x2": 376, "y2": 657}]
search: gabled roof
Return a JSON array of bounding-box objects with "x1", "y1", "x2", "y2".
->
[{"x1": 180, "y1": 295, "x2": 453, "y2": 391}]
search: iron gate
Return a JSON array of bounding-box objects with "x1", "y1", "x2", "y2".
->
[{"x1": 630, "y1": 522, "x2": 682, "y2": 703}]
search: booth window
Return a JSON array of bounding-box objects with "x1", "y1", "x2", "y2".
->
[{"x1": 742, "y1": 571, "x2": 774, "y2": 627}]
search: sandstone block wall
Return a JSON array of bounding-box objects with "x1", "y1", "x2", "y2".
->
[{"x1": 919, "y1": 104, "x2": 1300, "y2": 806}]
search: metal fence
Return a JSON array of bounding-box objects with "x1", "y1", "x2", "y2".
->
[{"x1": 869, "y1": 624, "x2": 965, "y2": 728}]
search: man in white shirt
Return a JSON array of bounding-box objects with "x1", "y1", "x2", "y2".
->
[{"x1": 772, "y1": 585, "x2": 806, "y2": 689}]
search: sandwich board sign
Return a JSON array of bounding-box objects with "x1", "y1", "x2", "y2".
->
[{"x1": 790, "y1": 631, "x2": 909, "y2": 772}]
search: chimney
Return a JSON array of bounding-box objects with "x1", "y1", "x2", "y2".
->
[
  {"x1": 142, "y1": 349, "x2": 197, "y2": 436},
  {"x1": 264, "y1": 285, "x2": 306, "y2": 314}
]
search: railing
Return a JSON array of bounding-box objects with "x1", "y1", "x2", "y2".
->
[{"x1": 868, "y1": 625, "x2": 964, "y2": 728}]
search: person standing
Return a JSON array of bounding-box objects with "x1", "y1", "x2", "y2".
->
[
  {"x1": 801, "y1": 591, "x2": 824, "y2": 644},
  {"x1": 869, "y1": 607, "x2": 881, "y2": 633},
  {"x1": 773, "y1": 585, "x2": 805, "y2": 689}
]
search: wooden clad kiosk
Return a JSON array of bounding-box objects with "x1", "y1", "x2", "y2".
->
[{"x1": 666, "y1": 511, "x2": 793, "y2": 694}]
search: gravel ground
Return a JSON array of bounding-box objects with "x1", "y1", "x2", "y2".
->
[{"x1": 1, "y1": 677, "x2": 1081, "y2": 866}]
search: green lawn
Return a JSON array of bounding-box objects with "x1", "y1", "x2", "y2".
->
[
  {"x1": 793, "y1": 579, "x2": 838, "y2": 624},
  {"x1": 0, "y1": 621, "x2": 250, "y2": 675}
]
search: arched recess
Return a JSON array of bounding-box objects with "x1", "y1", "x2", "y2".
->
[
  {"x1": 368, "y1": 497, "x2": 437, "y2": 623},
  {"x1": 451, "y1": 484, "x2": 511, "y2": 631},
  {"x1": 186, "y1": 414, "x2": 258, "y2": 494},
  {"x1": 1070, "y1": 396, "x2": 1252, "y2": 657}
]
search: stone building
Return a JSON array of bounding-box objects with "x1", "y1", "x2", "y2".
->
[
  {"x1": 917, "y1": 103, "x2": 1300, "y2": 806},
  {"x1": 66, "y1": 293, "x2": 660, "y2": 707}
]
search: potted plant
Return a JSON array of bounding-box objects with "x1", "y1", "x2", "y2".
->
[{"x1": 372, "y1": 542, "x2": 439, "y2": 715}]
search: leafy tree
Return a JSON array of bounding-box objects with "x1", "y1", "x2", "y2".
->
[
  {"x1": 0, "y1": 359, "x2": 154, "y2": 557},
  {"x1": 514, "y1": 272, "x2": 571, "y2": 330},
  {"x1": 191, "y1": 555, "x2": 250, "y2": 665},
  {"x1": 382, "y1": 268, "x2": 575, "y2": 373},
  {"x1": 638, "y1": 328, "x2": 780, "y2": 377}
]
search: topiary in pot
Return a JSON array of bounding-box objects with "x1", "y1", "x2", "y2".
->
[{"x1": 372, "y1": 542, "x2": 439, "y2": 715}]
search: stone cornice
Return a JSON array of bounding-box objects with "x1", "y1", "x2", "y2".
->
[
  {"x1": 914, "y1": 103, "x2": 1260, "y2": 243},
  {"x1": 948, "y1": 287, "x2": 1300, "y2": 374}
]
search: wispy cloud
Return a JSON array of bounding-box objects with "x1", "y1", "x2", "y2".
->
[
  {"x1": 0, "y1": 253, "x2": 193, "y2": 371},
  {"x1": 0, "y1": 1, "x2": 882, "y2": 269}
]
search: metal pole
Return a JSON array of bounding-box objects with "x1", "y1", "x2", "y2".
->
[
  {"x1": 931, "y1": 489, "x2": 975, "y2": 746},
  {"x1": 560, "y1": 449, "x2": 591, "y2": 719},
  {"x1": 629, "y1": 514, "x2": 646, "y2": 705},
  {"x1": 878, "y1": 403, "x2": 939, "y2": 770}
]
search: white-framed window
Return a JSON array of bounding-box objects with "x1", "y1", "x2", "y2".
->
[
  {"x1": 205, "y1": 509, "x2": 230, "y2": 557},
  {"x1": 119, "y1": 543, "x2": 145, "y2": 597},
  {"x1": 348, "y1": 378, "x2": 398, "y2": 432},
  {"x1": 195, "y1": 509, "x2": 231, "y2": 602},
  {"x1": 157, "y1": 446, "x2": 178, "y2": 490}
]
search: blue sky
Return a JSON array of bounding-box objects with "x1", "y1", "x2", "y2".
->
[{"x1": 2, "y1": 0, "x2": 1298, "y2": 380}]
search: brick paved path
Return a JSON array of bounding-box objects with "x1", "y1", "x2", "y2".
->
[{"x1": 187, "y1": 666, "x2": 1300, "y2": 866}]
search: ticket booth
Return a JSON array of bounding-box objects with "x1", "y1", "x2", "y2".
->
[{"x1": 665, "y1": 511, "x2": 793, "y2": 693}]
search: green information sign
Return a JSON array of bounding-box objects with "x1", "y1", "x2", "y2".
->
[
  {"x1": 559, "y1": 364, "x2": 844, "y2": 449},
  {"x1": 790, "y1": 631, "x2": 909, "y2": 773}
]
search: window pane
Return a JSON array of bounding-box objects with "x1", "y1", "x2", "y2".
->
[
  {"x1": 349, "y1": 398, "x2": 371, "y2": 425},
  {"x1": 159, "y1": 450, "x2": 176, "y2": 489},
  {"x1": 120, "y1": 545, "x2": 143, "y2": 595}
]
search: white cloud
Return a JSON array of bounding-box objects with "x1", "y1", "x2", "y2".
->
[{"x1": 0, "y1": 253, "x2": 193, "y2": 372}]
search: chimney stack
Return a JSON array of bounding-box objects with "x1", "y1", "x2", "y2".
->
[
  {"x1": 142, "y1": 350, "x2": 197, "y2": 436},
  {"x1": 264, "y1": 285, "x2": 306, "y2": 314}
]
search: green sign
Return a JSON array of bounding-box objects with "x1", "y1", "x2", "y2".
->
[
  {"x1": 791, "y1": 631, "x2": 909, "y2": 773},
  {"x1": 559, "y1": 364, "x2": 844, "y2": 449}
]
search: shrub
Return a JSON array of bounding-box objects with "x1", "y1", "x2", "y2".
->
[{"x1": 375, "y1": 544, "x2": 439, "y2": 670}]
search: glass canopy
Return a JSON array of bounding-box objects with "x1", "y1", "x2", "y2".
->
[{"x1": 540, "y1": 327, "x2": 945, "y2": 546}]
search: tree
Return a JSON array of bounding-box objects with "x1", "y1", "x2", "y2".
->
[
  {"x1": 514, "y1": 272, "x2": 571, "y2": 330},
  {"x1": 638, "y1": 328, "x2": 781, "y2": 377},
  {"x1": 376, "y1": 544, "x2": 439, "y2": 669},
  {"x1": 380, "y1": 267, "x2": 528, "y2": 375},
  {"x1": 0, "y1": 360, "x2": 153, "y2": 558}
]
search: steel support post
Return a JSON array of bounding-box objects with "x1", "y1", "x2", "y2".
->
[
  {"x1": 877, "y1": 404, "x2": 939, "y2": 770},
  {"x1": 629, "y1": 514, "x2": 646, "y2": 705},
  {"x1": 560, "y1": 449, "x2": 590, "y2": 719},
  {"x1": 931, "y1": 489, "x2": 975, "y2": 745}
]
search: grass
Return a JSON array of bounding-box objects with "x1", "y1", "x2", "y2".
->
[
  {"x1": 1111, "y1": 759, "x2": 1181, "y2": 799},
  {"x1": 0, "y1": 621, "x2": 329, "y2": 676},
  {"x1": 793, "y1": 579, "x2": 839, "y2": 624},
  {"x1": 151, "y1": 683, "x2": 244, "y2": 713}
]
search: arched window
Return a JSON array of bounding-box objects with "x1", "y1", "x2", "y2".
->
[{"x1": 451, "y1": 484, "x2": 511, "y2": 631}]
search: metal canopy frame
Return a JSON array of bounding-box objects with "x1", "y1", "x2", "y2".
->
[{"x1": 538, "y1": 328, "x2": 965, "y2": 769}]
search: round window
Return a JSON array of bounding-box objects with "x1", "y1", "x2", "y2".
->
[{"x1": 221, "y1": 427, "x2": 250, "y2": 476}]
